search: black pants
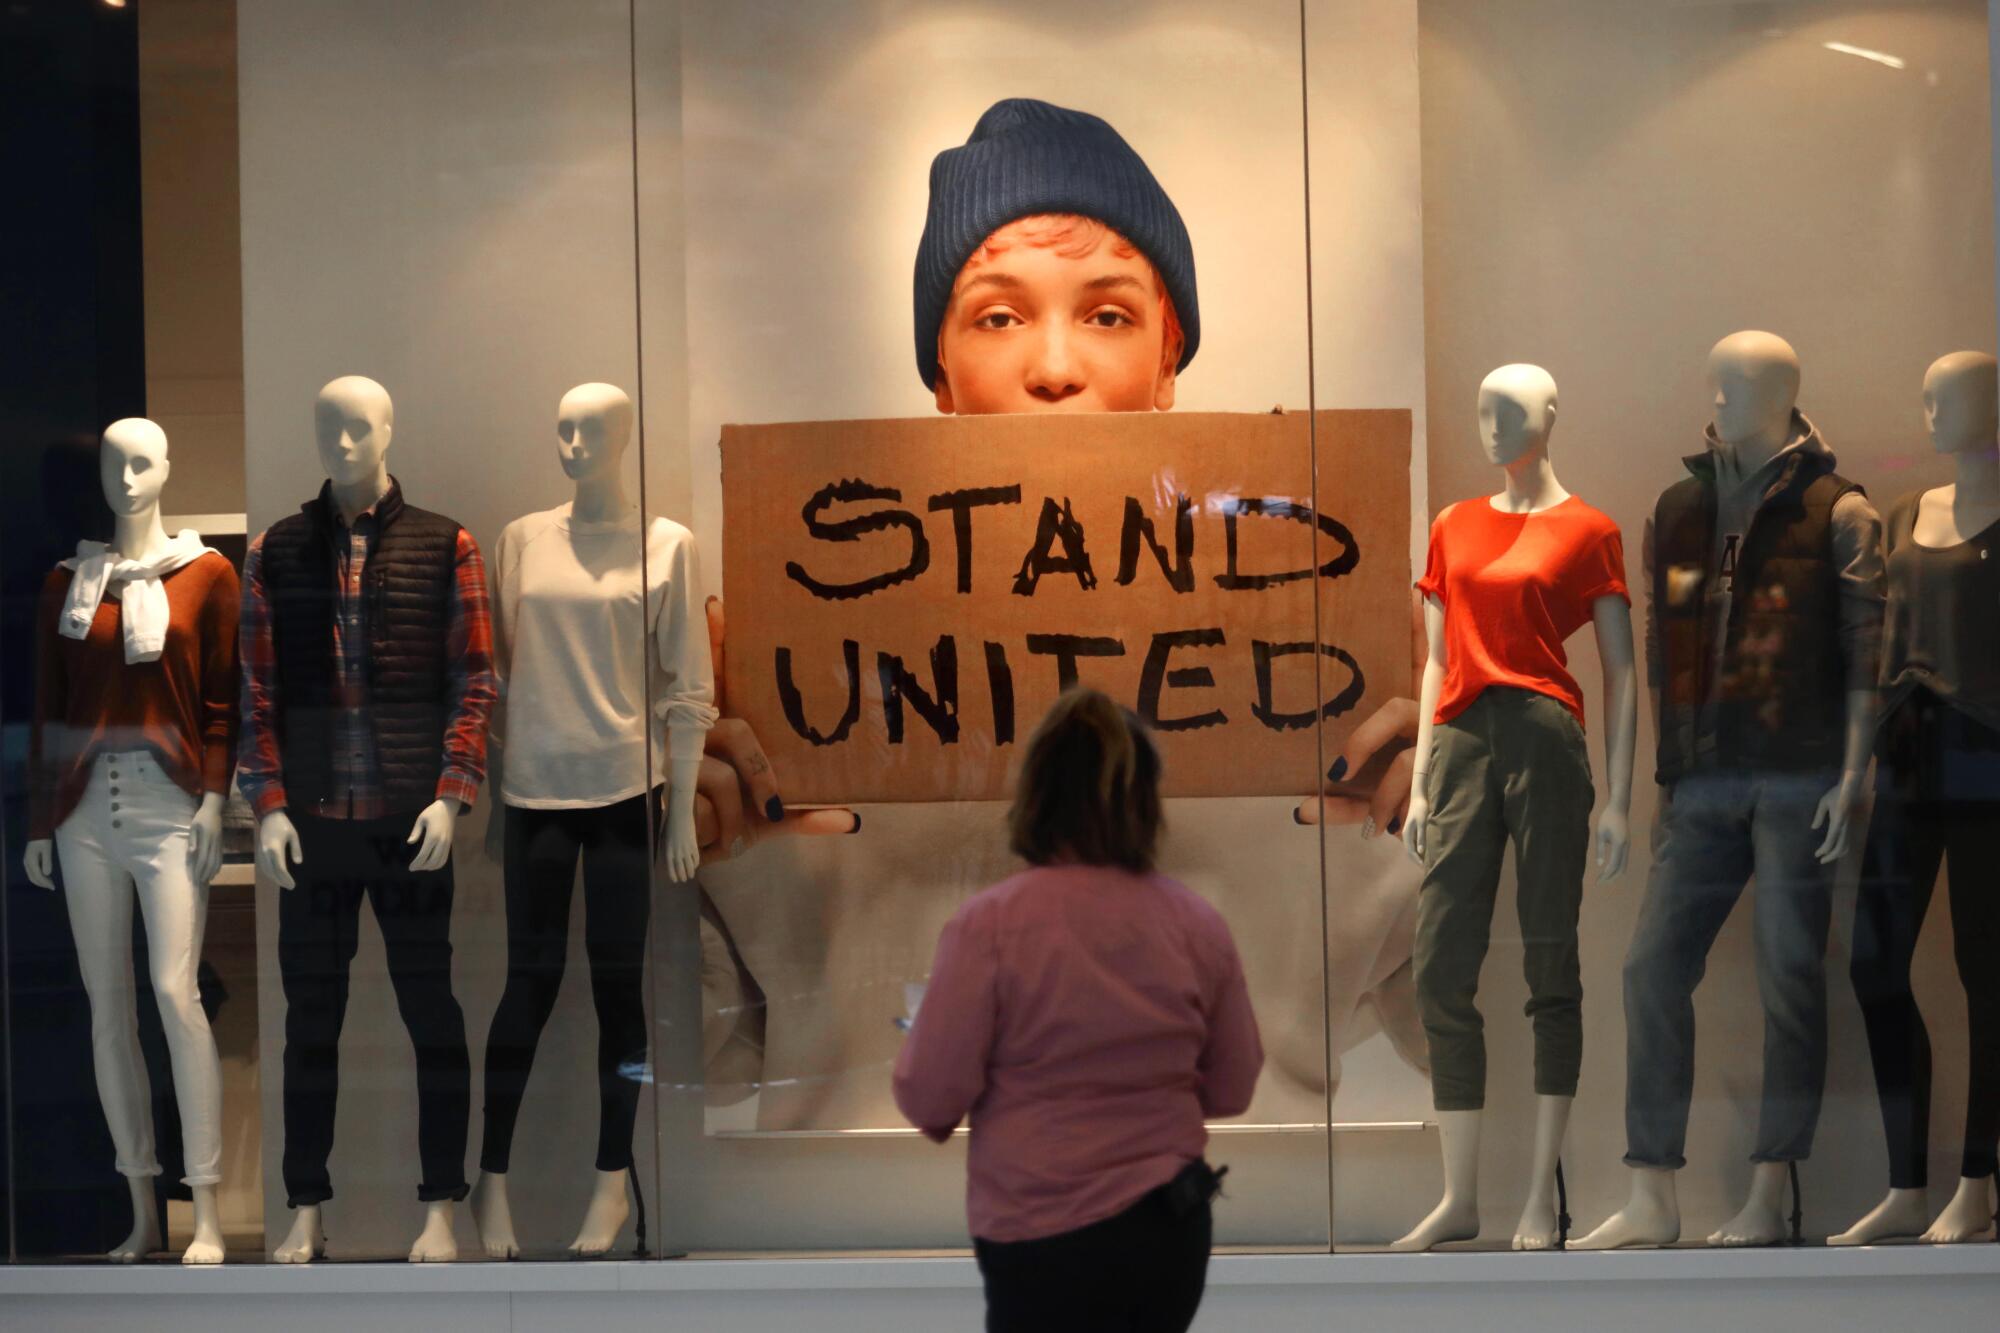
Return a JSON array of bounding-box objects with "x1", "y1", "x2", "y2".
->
[
  {"x1": 973, "y1": 1164, "x2": 1216, "y2": 1333},
  {"x1": 480, "y1": 793, "x2": 651, "y2": 1175},
  {"x1": 1853, "y1": 792, "x2": 2000, "y2": 1188},
  {"x1": 278, "y1": 811, "x2": 471, "y2": 1207}
]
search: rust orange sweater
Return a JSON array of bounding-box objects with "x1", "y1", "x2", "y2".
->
[{"x1": 29, "y1": 552, "x2": 241, "y2": 839}]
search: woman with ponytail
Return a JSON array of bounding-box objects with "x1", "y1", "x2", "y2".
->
[{"x1": 893, "y1": 688, "x2": 1263, "y2": 1333}]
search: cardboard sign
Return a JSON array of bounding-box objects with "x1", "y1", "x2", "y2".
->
[{"x1": 719, "y1": 410, "x2": 1411, "y2": 802}]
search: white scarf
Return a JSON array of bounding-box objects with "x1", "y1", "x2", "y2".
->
[{"x1": 60, "y1": 530, "x2": 217, "y2": 664}]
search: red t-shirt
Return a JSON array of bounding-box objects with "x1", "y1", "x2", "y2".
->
[{"x1": 1415, "y1": 495, "x2": 1628, "y2": 728}]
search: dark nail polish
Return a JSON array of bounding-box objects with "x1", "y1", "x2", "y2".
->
[
  {"x1": 848, "y1": 813, "x2": 863, "y2": 834},
  {"x1": 1386, "y1": 818, "x2": 1402, "y2": 837},
  {"x1": 1326, "y1": 757, "x2": 1348, "y2": 782},
  {"x1": 766, "y1": 796, "x2": 785, "y2": 822}
]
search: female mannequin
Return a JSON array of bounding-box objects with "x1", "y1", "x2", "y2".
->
[
  {"x1": 1393, "y1": 365, "x2": 1637, "y2": 1252},
  {"x1": 471, "y1": 383, "x2": 717, "y2": 1257},
  {"x1": 1833, "y1": 351, "x2": 2000, "y2": 1246},
  {"x1": 25, "y1": 417, "x2": 238, "y2": 1263}
]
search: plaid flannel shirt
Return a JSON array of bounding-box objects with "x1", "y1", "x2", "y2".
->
[{"x1": 237, "y1": 497, "x2": 494, "y2": 820}]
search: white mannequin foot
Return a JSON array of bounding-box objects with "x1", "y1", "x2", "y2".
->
[
  {"x1": 1920, "y1": 1176, "x2": 1997, "y2": 1244},
  {"x1": 1392, "y1": 1109, "x2": 1482, "y2": 1252},
  {"x1": 1708, "y1": 1161, "x2": 1790, "y2": 1247},
  {"x1": 470, "y1": 1173, "x2": 520, "y2": 1259},
  {"x1": 568, "y1": 1168, "x2": 631, "y2": 1256},
  {"x1": 273, "y1": 1206, "x2": 325, "y2": 1263},
  {"x1": 1512, "y1": 1095, "x2": 1574, "y2": 1251},
  {"x1": 1513, "y1": 1195, "x2": 1558, "y2": 1251},
  {"x1": 1829, "y1": 1188, "x2": 1929, "y2": 1246},
  {"x1": 181, "y1": 1183, "x2": 226, "y2": 1264},
  {"x1": 109, "y1": 1176, "x2": 161, "y2": 1262},
  {"x1": 1390, "y1": 1195, "x2": 1479, "y2": 1252},
  {"x1": 1573, "y1": 1168, "x2": 1679, "y2": 1250},
  {"x1": 408, "y1": 1199, "x2": 459, "y2": 1262}
]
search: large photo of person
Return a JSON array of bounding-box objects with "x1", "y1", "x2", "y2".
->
[{"x1": 682, "y1": 86, "x2": 1432, "y2": 1177}]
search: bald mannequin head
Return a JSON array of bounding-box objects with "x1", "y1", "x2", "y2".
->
[
  {"x1": 555, "y1": 382, "x2": 635, "y2": 484},
  {"x1": 1477, "y1": 363, "x2": 1559, "y2": 467},
  {"x1": 100, "y1": 417, "x2": 171, "y2": 518},
  {"x1": 1707, "y1": 331, "x2": 1801, "y2": 450},
  {"x1": 314, "y1": 375, "x2": 394, "y2": 487},
  {"x1": 1923, "y1": 351, "x2": 1999, "y2": 456}
]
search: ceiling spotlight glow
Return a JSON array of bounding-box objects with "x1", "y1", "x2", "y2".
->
[{"x1": 1822, "y1": 41, "x2": 1907, "y2": 70}]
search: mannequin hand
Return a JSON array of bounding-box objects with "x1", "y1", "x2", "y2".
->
[
  {"x1": 189, "y1": 793, "x2": 226, "y2": 887},
  {"x1": 1811, "y1": 771, "x2": 1864, "y2": 864},
  {"x1": 406, "y1": 799, "x2": 458, "y2": 873},
  {"x1": 663, "y1": 798, "x2": 701, "y2": 882},
  {"x1": 257, "y1": 811, "x2": 304, "y2": 890},
  {"x1": 698, "y1": 597, "x2": 858, "y2": 864},
  {"x1": 1295, "y1": 696, "x2": 1420, "y2": 839},
  {"x1": 1594, "y1": 806, "x2": 1631, "y2": 882},
  {"x1": 24, "y1": 839, "x2": 56, "y2": 890},
  {"x1": 1400, "y1": 793, "x2": 1431, "y2": 866}
]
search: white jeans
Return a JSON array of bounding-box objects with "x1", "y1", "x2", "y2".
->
[{"x1": 54, "y1": 750, "x2": 223, "y2": 1186}]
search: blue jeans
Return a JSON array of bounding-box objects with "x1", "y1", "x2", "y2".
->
[{"x1": 1621, "y1": 769, "x2": 1835, "y2": 1169}]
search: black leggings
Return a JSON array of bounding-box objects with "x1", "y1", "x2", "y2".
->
[
  {"x1": 480, "y1": 792, "x2": 651, "y2": 1175},
  {"x1": 1851, "y1": 793, "x2": 2000, "y2": 1189},
  {"x1": 973, "y1": 1164, "x2": 1216, "y2": 1333}
]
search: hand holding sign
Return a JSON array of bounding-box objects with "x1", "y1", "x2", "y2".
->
[
  {"x1": 1294, "y1": 588, "x2": 1427, "y2": 838},
  {"x1": 694, "y1": 596, "x2": 861, "y2": 864}
]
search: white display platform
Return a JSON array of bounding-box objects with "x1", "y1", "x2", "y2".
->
[{"x1": 6, "y1": 1245, "x2": 1998, "y2": 1332}]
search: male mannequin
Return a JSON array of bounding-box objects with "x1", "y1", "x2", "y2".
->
[
  {"x1": 238, "y1": 376, "x2": 496, "y2": 1262},
  {"x1": 1577, "y1": 332, "x2": 1884, "y2": 1249},
  {"x1": 25, "y1": 418, "x2": 236, "y2": 1263},
  {"x1": 1393, "y1": 366, "x2": 1636, "y2": 1252},
  {"x1": 471, "y1": 382, "x2": 717, "y2": 1257},
  {"x1": 1833, "y1": 352, "x2": 2000, "y2": 1246}
]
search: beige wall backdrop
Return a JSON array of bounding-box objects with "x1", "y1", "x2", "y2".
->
[
  {"x1": 139, "y1": 0, "x2": 244, "y2": 517},
  {"x1": 1414, "y1": 0, "x2": 1994, "y2": 1242}
]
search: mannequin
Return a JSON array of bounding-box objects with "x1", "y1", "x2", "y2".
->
[
  {"x1": 1832, "y1": 352, "x2": 2000, "y2": 1246},
  {"x1": 25, "y1": 417, "x2": 236, "y2": 1263},
  {"x1": 470, "y1": 383, "x2": 717, "y2": 1258},
  {"x1": 1392, "y1": 365, "x2": 1637, "y2": 1252},
  {"x1": 1577, "y1": 332, "x2": 1884, "y2": 1250},
  {"x1": 239, "y1": 376, "x2": 496, "y2": 1263}
]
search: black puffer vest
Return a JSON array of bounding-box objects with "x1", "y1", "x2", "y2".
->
[
  {"x1": 259, "y1": 478, "x2": 462, "y2": 813},
  {"x1": 1652, "y1": 448, "x2": 1858, "y2": 783}
]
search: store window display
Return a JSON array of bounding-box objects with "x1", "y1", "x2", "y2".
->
[
  {"x1": 24, "y1": 418, "x2": 240, "y2": 1265},
  {"x1": 1393, "y1": 366, "x2": 1635, "y2": 1252},
  {"x1": 471, "y1": 382, "x2": 717, "y2": 1258},
  {"x1": 1578, "y1": 332, "x2": 1887, "y2": 1250},
  {"x1": 238, "y1": 375, "x2": 497, "y2": 1263},
  {"x1": 1834, "y1": 351, "x2": 2000, "y2": 1247}
]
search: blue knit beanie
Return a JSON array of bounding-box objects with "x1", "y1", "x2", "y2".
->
[{"x1": 913, "y1": 98, "x2": 1200, "y2": 390}]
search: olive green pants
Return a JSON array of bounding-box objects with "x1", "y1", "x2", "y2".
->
[{"x1": 1415, "y1": 687, "x2": 1594, "y2": 1111}]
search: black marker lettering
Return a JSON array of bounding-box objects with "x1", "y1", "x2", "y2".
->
[
  {"x1": 1012, "y1": 497, "x2": 1097, "y2": 596},
  {"x1": 927, "y1": 486, "x2": 1022, "y2": 594},
  {"x1": 1214, "y1": 499, "x2": 1360, "y2": 591},
  {"x1": 877, "y1": 635, "x2": 961, "y2": 744},
  {"x1": 1024, "y1": 633, "x2": 1125, "y2": 691},
  {"x1": 1115, "y1": 493, "x2": 1195, "y2": 593},
  {"x1": 785, "y1": 478, "x2": 930, "y2": 601},
  {"x1": 1137, "y1": 628, "x2": 1228, "y2": 732},
  {"x1": 775, "y1": 641, "x2": 862, "y2": 745},
  {"x1": 1250, "y1": 640, "x2": 1367, "y2": 730}
]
